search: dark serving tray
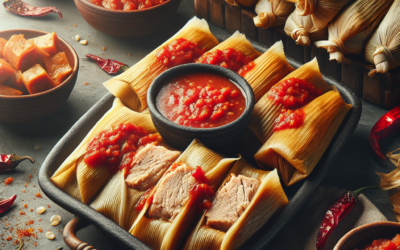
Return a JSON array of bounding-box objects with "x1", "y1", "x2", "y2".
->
[{"x1": 39, "y1": 35, "x2": 362, "y2": 250}]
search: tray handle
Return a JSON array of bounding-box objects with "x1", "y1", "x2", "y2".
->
[{"x1": 63, "y1": 216, "x2": 97, "y2": 250}]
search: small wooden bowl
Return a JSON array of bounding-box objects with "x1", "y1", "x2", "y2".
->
[
  {"x1": 74, "y1": 0, "x2": 182, "y2": 38},
  {"x1": 0, "y1": 29, "x2": 79, "y2": 123},
  {"x1": 334, "y1": 221, "x2": 400, "y2": 250}
]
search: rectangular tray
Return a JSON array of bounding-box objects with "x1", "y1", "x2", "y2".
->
[{"x1": 39, "y1": 35, "x2": 361, "y2": 250}]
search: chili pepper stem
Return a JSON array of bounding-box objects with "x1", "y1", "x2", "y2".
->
[{"x1": 353, "y1": 186, "x2": 380, "y2": 194}]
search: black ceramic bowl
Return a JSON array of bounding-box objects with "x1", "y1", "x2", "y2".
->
[{"x1": 147, "y1": 64, "x2": 255, "y2": 151}]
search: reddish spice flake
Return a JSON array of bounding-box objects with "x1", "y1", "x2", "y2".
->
[
  {"x1": 16, "y1": 228, "x2": 36, "y2": 238},
  {"x1": 21, "y1": 190, "x2": 26, "y2": 193},
  {"x1": 30, "y1": 209, "x2": 33, "y2": 212},
  {"x1": 5, "y1": 223, "x2": 10, "y2": 226},
  {"x1": 35, "y1": 192, "x2": 42, "y2": 198},
  {"x1": 47, "y1": 205, "x2": 51, "y2": 208},
  {"x1": 19, "y1": 211, "x2": 26, "y2": 215},
  {"x1": 73, "y1": 24, "x2": 77, "y2": 27},
  {"x1": 33, "y1": 241, "x2": 37, "y2": 247},
  {"x1": 102, "y1": 47, "x2": 105, "y2": 51},
  {"x1": 128, "y1": 53, "x2": 131, "y2": 56},
  {"x1": 4, "y1": 177, "x2": 13, "y2": 185},
  {"x1": 84, "y1": 82, "x2": 89, "y2": 85},
  {"x1": 28, "y1": 175, "x2": 33, "y2": 178},
  {"x1": 38, "y1": 219, "x2": 42, "y2": 222},
  {"x1": 6, "y1": 236, "x2": 12, "y2": 241},
  {"x1": 25, "y1": 220, "x2": 34, "y2": 225},
  {"x1": 24, "y1": 204, "x2": 28, "y2": 208},
  {"x1": 13, "y1": 239, "x2": 18, "y2": 245},
  {"x1": 24, "y1": 184, "x2": 27, "y2": 187},
  {"x1": 37, "y1": 228, "x2": 43, "y2": 233}
]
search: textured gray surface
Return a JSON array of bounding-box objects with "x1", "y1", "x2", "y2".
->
[{"x1": 0, "y1": 0, "x2": 399, "y2": 249}]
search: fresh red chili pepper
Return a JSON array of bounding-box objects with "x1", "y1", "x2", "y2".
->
[
  {"x1": 369, "y1": 106, "x2": 400, "y2": 161},
  {"x1": 316, "y1": 186, "x2": 379, "y2": 250},
  {"x1": 0, "y1": 154, "x2": 35, "y2": 172},
  {"x1": 3, "y1": 0, "x2": 62, "y2": 18},
  {"x1": 0, "y1": 195, "x2": 17, "y2": 213},
  {"x1": 86, "y1": 55, "x2": 129, "y2": 75}
]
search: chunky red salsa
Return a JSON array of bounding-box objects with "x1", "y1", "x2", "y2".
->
[
  {"x1": 196, "y1": 48, "x2": 254, "y2": 72},
  {"x1": 88, "y1": 0, "x2": 166, "y2": 10},
  {"x1": 273, "y1": 109, "x2": 305, "y2": 132},
  {"x1": 156, "y1": 38, "x2": 205, "y2": 68},
  {"x1": 238, "y1": 61, "x2": 255, "y2": 77},
  {"x1": 356, "y1": 234, "x2": 400, "y2": 250},
  {"x1": 189, "y1": 166, "x2": 214, "y2": 212},
  {"x1": 156, "y1": 72, "x2": 246, "y2": 128},
  {"x1": 84, "y1": 123, "x2": 158, "y2": 173}
]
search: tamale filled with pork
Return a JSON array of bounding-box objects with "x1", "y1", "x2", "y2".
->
[
  {"x1": 129, "y1": 139, "x2": 238, "y2": 250},
  {"x1": 253, "y1": 0, "x2": 295, "y2": 29},
  {"x1": 51, "y1": 99, "x2": 157, "y2": 204},
  {"x1": 104, "y1": 17, "x2": 219, "y2": 112},
  {"x1": 184, "y1": 157, "x2": 288, "y2": 250},
  {"x1": 255, "y1": 90, "x2": 352, "y2": 186}
]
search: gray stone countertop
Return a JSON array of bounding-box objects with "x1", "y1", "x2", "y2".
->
[{"x1": 0, "y1": 0, "x2": 399, "y2": 249}]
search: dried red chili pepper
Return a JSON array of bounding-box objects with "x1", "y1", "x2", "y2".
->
[
  {"x1": 3, "y1": 0, "x2": 62, "y2": 18},
  {"x1": 0, "y1": 195, "x2": 17, "y2": 213},
  {"x1": 369, "y1": 106, "x2": 400, "y2": 160},
  {"x1": 316, "y1": 186, "x2": 379, "y2": 250},
  {"x1": 86, "y1": 55, "x2": 129, "y2": 75},
  {"x1": 0, "y1": 154, "x2": 35, "y2": 172}
]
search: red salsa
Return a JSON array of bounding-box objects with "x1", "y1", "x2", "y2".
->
[
  {"x1": 88, "y1": 0, "x2": 167, "y2": 10},
  {"x1": 238, "y1": 61, "x2": 255, "y2": 77},
  {"x1": 196, "y1": 48, "x2": 255, "y2": 72},
  {"x1": 273, "y1": 109, "x2": 305, "y2": 131},
  {"x1": 156, "y1": 38, "x2": 205, "y2": 68},
  {"x1": 189, "y1": 166, "x2": 214, "y2": 212},
  {"x1": 156, "y1": 72, "x2": 246, "y2": 128},
  {"x1": 356, "y1": 234, "x2": 400, "y2": 250},
  {"x1": 135, "y1": 187, "x2": 155, "y2": 211}
]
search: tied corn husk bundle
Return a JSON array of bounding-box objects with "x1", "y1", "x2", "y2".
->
[
  {"x1": 284, "y1": 10, "x2": 328, "y2": 46},
  {"x1": 243, "y1": 41, "x2": 295, "y2": 101},
  {"x1": 184, "y1": 157, "x2": 288, "y2": 250},
  {"x1": 365, "y1": 0, "x2": 400, "y2": 77},
  {"x1": 129, "y1": 139, "x2": 238, "y2": 250},
  {"x1": 390, "y1": 192, "x2": 400, "y2": 222},
  {"x1": 285, "y1": 0, "x2": 350, "y2": 30},
  {"x1": 255, "y1": 90, "x2": 352, "y2": 186},
  {"x1": 377, "y1": 168, "x2": 400, "y2": 191},
  {"x1": 50, "y1": 99, "x2": 157, "y2": 204},
  {"x1": 314, "y1": 0, "x2": 393, "y2": 63},
  {"x1": 103, "y1": 17, "x2": 219, "y2": 112},
  {"x1": 387, "y1": 148, "x2": 400, "y2": 167},
  {"x1": 225, "y1": 0, "x2": 257, "y2": 8},
  {"x1": 254, "y1": 0, "x2": 295, "y2": 29},
  {"x1": 248, "y1": 58, "x2": 332, "y2": 144}
]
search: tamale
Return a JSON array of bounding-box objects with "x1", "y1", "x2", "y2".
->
[
  {"x1": 284, "y1": 10, "x2": 328, "y2": 46},
  {"x1": 243, "y1": 41, "x2": 295, "y2": 101},
  {"x1": 129, "y1": 139, "x2": 238, "y2": 250},
  {"x1": 248, "y1": 58, "x2": 331, "y2": 143},
  {"x1": 184, "y1": 158, "x2": 288, "y2": 250},
  {"x1": 51, "y1": 98, "x2": 157, "y2": 204},
  {"x1": 365, "y1": 0, "x2": 400, "y2": 76},
  {"x1": 255, "y1": 90, "x2": 352, "y2": 186},
  {"x1": 314, "y1": 0, "x2": 393, "y2": 63},
  {"x1": 254, "y1": 0, "x2": 295, "y2": 29},
  {"x1": 103, "y1": 17, "x2": 219, "y2": 112},
  {"x1": 285, "y1": 0, "x2": 350, "y2": 30}
]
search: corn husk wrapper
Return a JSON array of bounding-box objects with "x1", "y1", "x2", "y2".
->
[
  {"x1": 103, "y1": 17, "x2": 219, "y2": 112},
  {"x1": 387, "y1": 148, "x2": 400, "y2": 167},
  {"x1": 389, "y1": 192, "x2": 400, "y2": 222},
  {"x1": 248, "y1": 58, "x2": 332, "y2": 144},
  {"x1": 365, "y1": 0, "x2": 400, "y2": 77},
  {"x1": 243, "y1": 41, "x2": 295, "y2": 101},
  {"x1": 285, "y1": 0, "x2": 350, "y2": 30},
  {"x1": 255, "y1": 90, "x2": 352, "y2": 186},
  {"x1": 284, "y1": 10, "x2": 328, "y2": 46},
  {"x1": 254, "y1": 0, "x2": 295, "y2": 29},
  {"x1": 184, "y1": 157, "x2": 288, "y2": 250},
  {"x1": 226, "y1": 0, "x2": 257, "y2": 8},
  {"x1": 50, "y1": 98, "x2": 157, "y2": 204},
  {"x1": 314, "y1": 0, "x2": 393, "y2": 63},
  {"x1": 377, "y1": 168, "x2": 400, "y2": 191},
  {"x1": 129, "y1": 139, "x2": 238, "y2": 250}
]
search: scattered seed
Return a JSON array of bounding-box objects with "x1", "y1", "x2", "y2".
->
[
  {"x1": 50, "y1": 215, "x2": 61, "y2": 226},
  {"x1": 80, "y1": 40, "x2": 88, "y2": 45},
  {"x1": 75, "y1": 35, "x2": 80, "y2": 41},
  {"x1": 36, "y1": 206, "x2": 46, "y2": 214},
  {"x1": 46, "y1": 231, "x2": 55, "y2": 240}
]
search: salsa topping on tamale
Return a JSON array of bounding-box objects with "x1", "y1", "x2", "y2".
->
[
  {"x1": 274, "y1": 109, "x2": 305, "y2": 131},
  {"x1": 156, "y1": 38, "x2": 206, "y2": 68},
  {"x1": 237, "y1": 61, "x2": 255, "y2": 77},
  {"x1": 205, "y1": 174, "x2": 260, "y2": 232},
  {"x1": 135, "y1": 187, "x2": 155, "y2": 212},
  {"x1": 84, "y1": 123, "x2": 159, "y2": 173},
  {"x1": 148, "y1": 163, "x2": 214, "y2": 221},
  {"x1": 156, "y1": 72, "x2": 246, "y2": 128},
  {"x1": 196, "y1": 48, "x2": 255, "y2": 72}
]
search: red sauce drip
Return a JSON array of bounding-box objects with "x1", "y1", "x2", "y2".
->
[
  {"x1": 196, "y1": 48, "x2": 254, "y2": 72},
  {"x1": 88, "y1": 0, "x2": 167, "y2": 10},
  {"x1": 135, "y1": 187, "x2": 155, "y2": 211},
  {"x1": 4, "y1": 177, "x2": 13, "y2": 185},
  {"x1": 189, "y1": 183, "x2": 215, "y2": 212},
  {"x1": 357, "y1": 234, "x2": 400, "y2": 250},
  {"x1": 84, "y1": 123, "x2": 149, "y2": 173},
  {"x1": 16, "y1": 228, "x2": 36, "y2": 238},
  {"x1": 238, "y1": 61, "x2": 255, "y2": 77},
  {"x1": 156, "y1": 72, "x2": 246, "y2": 128},
  {"x1": 191, "y1": 166, "x2": 208, "y2": 184},
  {"x1": 273, "y1": 109, "x2": 305, "y2": 131},
  {"x1": 138, "y1": 133, "x2": 162, "y2": 148},
  {"x1": 156, "y1": 38, "x2": 205, "y2": 68},
  {"x1": 267, "y1": 77, "x2": 322, "y2": 109}
]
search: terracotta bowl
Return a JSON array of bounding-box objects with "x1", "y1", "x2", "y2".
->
[
  {"x1": 74, "y1": 0, "x2": 182, "y2": 38},
  {"x1": 147, "y1": 63, "x2": 255, "y2": 151},
  {"x1": 334, "y1": 221, "x2": 400, "y2": 250},
  {"x1": 0, "y1": 29, "x2": 79, "y2": 123}
]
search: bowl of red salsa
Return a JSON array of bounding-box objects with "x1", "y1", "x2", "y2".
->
[
  {"x1": 334, "y1": 221, "x2": 400, "y2": 250},
  {"x1": 74, "y1": 0, "x2": 182, "y2": 37},
  {"x1": 147, "y1": 63, "x2": 255, "y2": 150}
]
